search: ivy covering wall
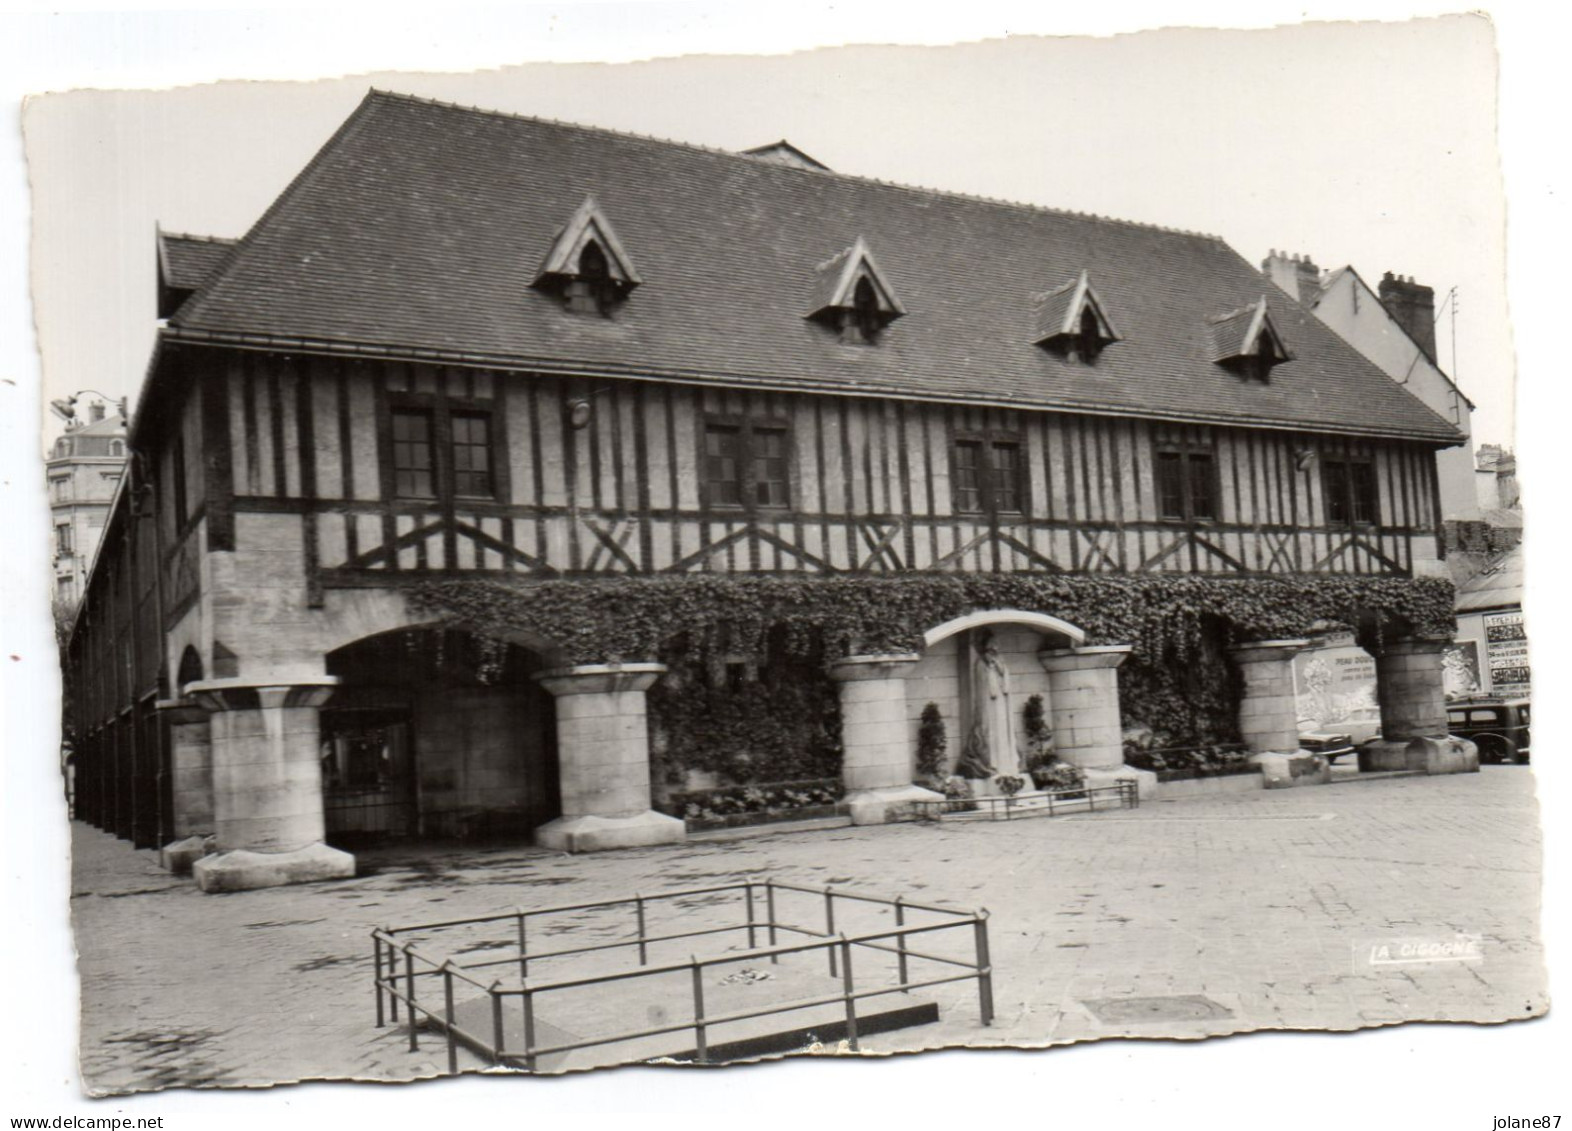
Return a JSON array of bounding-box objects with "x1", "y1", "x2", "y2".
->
[
  {"x1": 410, "y1": 573, "x2": 1453, "y2": 784},
  {"x1": 411, "y1": 573, "x2": 1454, "y2": 666}
]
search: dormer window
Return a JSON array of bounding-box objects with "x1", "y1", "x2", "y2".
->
[
  {"x1": 533, "y1": 197, "x2": 642, "y2": 317},
  {"x1": 564, "y1": 241, "x2": 618, "y2": 315},
  {"x1": 805, "y1": 236, "x2": 906, "y2": 346},
  {"x1": 1034, "y1": 270, "x2": 1120, "y2": 364},
  {"x1": 1209, "y1": 297, "x2": 1291, "y2": 382},
  {"x1": 851, "y1": 277, "x2": 882, "y2": 344}
]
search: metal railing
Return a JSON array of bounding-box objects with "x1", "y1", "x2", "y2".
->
[
  {"x1": 370, "y1": 879, "x2": 992, "y2": 1073},
  {"x1": 913, "y1": 779, "x2": 1139, "y2": 821}
]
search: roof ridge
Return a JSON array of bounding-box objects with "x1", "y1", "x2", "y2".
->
[
  {"x1": 363, "y1": 88, "x2": 1228, "y2": 243},
  {"x1": 160, "y1": 231, "x2": 238, "y2": 246}
]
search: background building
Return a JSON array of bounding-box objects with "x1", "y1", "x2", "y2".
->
[
  {"x1": 1451, "y1": 544, "x2": 1528, "y2": 699},
  {"x1": 45, "y1": 400, "x2": 127, "y2": 607},
  {"x1": 1263, "y1": 252, "x2": 1479, "y2": 522}
]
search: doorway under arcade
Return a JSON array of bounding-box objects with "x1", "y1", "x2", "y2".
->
[{"x1": 321, "y1": 628, "x2": 560, "y2": 848}]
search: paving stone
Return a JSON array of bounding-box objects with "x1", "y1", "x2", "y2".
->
[{"x1": 70, "y1": 766, "x2": 1546, "y2": 1093}]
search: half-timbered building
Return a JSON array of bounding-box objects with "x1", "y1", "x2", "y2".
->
[{"x1": 65, "y1": 91, "x2": 1470, "y2": 890}]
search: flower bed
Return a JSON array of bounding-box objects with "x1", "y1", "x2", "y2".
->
[
  {"x1": 659, "y1": 778, "x2": 846, "y2": 830},
  {"x1": 1124, "y1": 743, "x2": 1257, "y2": 783}
]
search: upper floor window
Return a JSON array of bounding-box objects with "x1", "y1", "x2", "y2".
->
[
  {"x1": 170, "y1": 433, "x2": 189, "y2": 524},
  {"x1": 49, "y1": 476, "x2": 71, "y2": 502},
  {"x1": 391, "y1": 409, "x2": 435, "y2": 498},
  {"x1": 1155, "y1": 445, "x2": 1217, "y2": 522},
  {"x1": 1323, "y1": 455, "x2": 1379, "y2": 525},
  {"x1": 953, "y1": 437, "x2": 1024, "y2": 516},
  {"x1": 450, "y1": 412, "x2": 494, "y2": 498},
  {"x1": 704, "y1": 420, "x2": 791, "y2": 509},
  {"x1": 55, "y1": 523, "x2": 73, "y2": 556},
  {"x1": 110, "y1": 440, "x2": 125, "y2": 457},
  {"x1": 387, "y1": 401, "x2": 498, "y2": 503}
]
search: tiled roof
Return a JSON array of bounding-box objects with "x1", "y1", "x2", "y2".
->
[
  {"x1": 159, "y1": 231, "x2": 236, "y2": 290},
  {"x1": 169, "y1": 90, "x2": 1464, "y2": 443},
  {"x1": 1456, "y1": 545, "x2": 1524, "y2": 613}
]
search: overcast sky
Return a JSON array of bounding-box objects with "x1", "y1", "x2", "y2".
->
[{"x1": 21, "y1": 15, "x2": 1513, "y2": 444}]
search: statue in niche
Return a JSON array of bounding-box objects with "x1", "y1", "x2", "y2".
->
[{"x1": 954, "y1": 629, "x2": 1022, "y2": 779}]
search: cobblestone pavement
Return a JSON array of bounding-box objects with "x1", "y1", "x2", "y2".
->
[{"x1": 71, "y1": 767, "x2": 1547, "y2": 1094}]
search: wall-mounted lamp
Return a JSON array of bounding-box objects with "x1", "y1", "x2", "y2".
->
[
  {"x1": 565, "y1": 386, "x2": 615, "y2": 430},
  {"x1": 1295, "y1": 447, "x2": 1317, "y2": 472}
]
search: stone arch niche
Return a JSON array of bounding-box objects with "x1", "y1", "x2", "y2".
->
[
  {"x1": 905, "y1": 609, "x2": 1088, "y2": 784},
  {"x1": 831, "y1": 608, "x2": 1134, "y2": 824}
]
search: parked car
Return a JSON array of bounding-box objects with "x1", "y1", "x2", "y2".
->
[
  {"x1": 1445, "y1": 698, "x2": 1531, "y2": 764},
  {"x1": 1297, "y1": 731, "x2": 1355, "y2": 762},
  {"x1": 1297, "y1": 707, "x2": 1382, "y2": 762}
]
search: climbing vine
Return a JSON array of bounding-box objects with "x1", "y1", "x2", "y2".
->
[
  {"x1": 407, "y1": 573, "x2": 1453, "y2": 778},
  {"x1": 409, "y1": 573, "x2": 1455, "y2": 666}
]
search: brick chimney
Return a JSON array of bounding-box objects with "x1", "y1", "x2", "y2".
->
[
  {"x1": 1261, "y1": 250, "x2": 1322, "y2": 305},
  {"x1": 89, "y1": 401, "x2": 105, "y2": 423},
  {"x1": 1378, "y1": 272, "x2": 1437, "y2": 362}
]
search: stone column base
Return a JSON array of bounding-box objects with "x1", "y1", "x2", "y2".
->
[
  {"x1": 193, "y1": 843, "x2": 355, "y2": 893},
  {"x1": 1251, "y1": 751, "x2": 1331, "y2": 788},
  {"x1": 845, "y1": 784, "x2": 944, "y2": 826},
  {"x1": 1082, "y1": 764, "x2": 1157, "y2": 801},
  {"x1": 535, "y1": 810, "x2": 686, "y2": 853},
  {"x1": 1359, "y1": 736, "x2": 1479, "y2": 775},
  {"x1": 161, "y1": 834, "x2": 214, "y2": 876}
]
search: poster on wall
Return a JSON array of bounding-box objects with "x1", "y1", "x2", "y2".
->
[
  {"x1": 1443, "y1": 640, "x2": 1483, "y2": 699},
  {"x1": 1292, "y1": 644, "x2": 1380, "y2": 735},
  {"x1": 1483, "y1": 610, "x2": 1531, "y2": 697}
]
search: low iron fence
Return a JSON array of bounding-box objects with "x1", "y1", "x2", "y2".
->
[
  {"x1": 370, "y1": 879, "x2": 992, "y2": 1073},
  {"x1": 914, "y1": 779, "x2": 1139, "y2": 821}
]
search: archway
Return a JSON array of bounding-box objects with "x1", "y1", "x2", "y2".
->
[{"x1": 321, "y1": 627, "x2": 559, "y2": 846}]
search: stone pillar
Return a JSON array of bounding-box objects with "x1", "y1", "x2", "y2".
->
[
  {"x1": 1229, "y1": 639, "x2": 1312, "y2": 754},
  {"x1": 156, "y1": 698, "x2": 215, "y2": 875},
  {"x1": 1362, "y1": 636, "x2": 1477, "y2": 774},
  {"x1": 830, "y1": 654, "x2": 941, "y2": 825},
  {"x1": 533, "y1": 664, "x2": 685, "y2": 852},
  {"x1": 1037, "y1": 646, "x2": 1133, "y2": 769},
  {"x1": 185, "y1": 678, "x2": 355, "y2": 892}
]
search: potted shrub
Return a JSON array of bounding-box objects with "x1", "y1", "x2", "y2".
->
[{"x1": 915, "y1": 702, "x2": 947, "y2": 789}]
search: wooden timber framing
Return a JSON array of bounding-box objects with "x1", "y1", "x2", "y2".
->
[{"x1": 186, "y1": 350, "x2": 1443, "y2": 587}]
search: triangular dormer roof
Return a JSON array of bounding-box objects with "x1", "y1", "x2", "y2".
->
[
  {"x1": 534, "y1": 196, "x2": 642, "y2": 288},
  {"x1": 1209, "y1": 297, "x2": 1292, "y2": 366},
  {"x1": 1033, "y1": 270, "x2": 1120, "y2": 348},
  {"x1": 805, "y1": 236, "x2": 906, "y2": 322},
  {"x1": 741, "y1": 140, "x2": 831, "y2": 172}
]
